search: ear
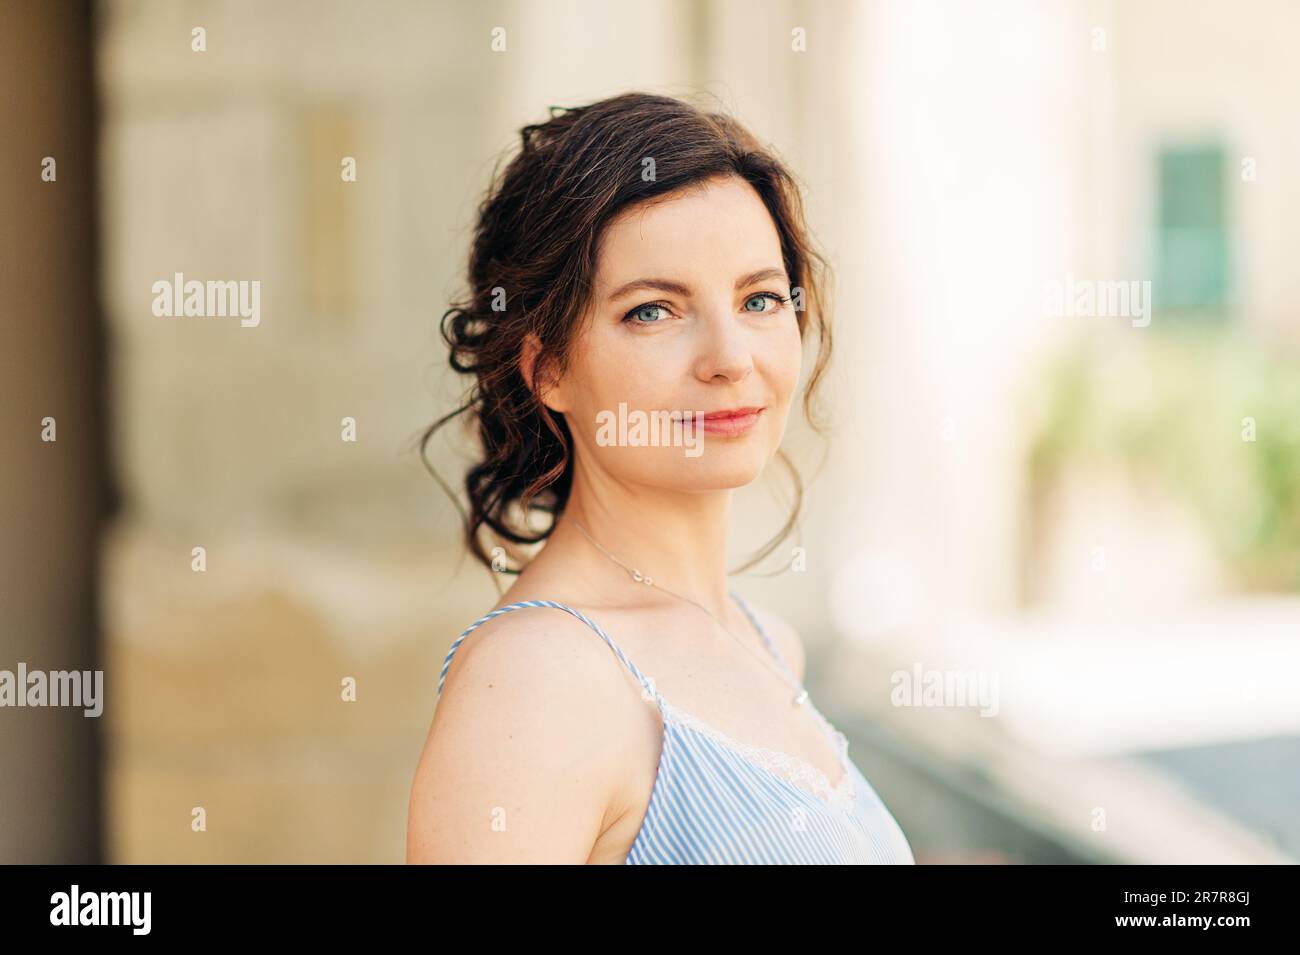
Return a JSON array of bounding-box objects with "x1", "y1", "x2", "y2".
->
[{"x1": 519, "y1": 332, "x2": 568, "y2": 413}]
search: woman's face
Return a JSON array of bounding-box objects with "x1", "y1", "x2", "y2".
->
[{"x1": 537, "y1": 173, "x2": 804, "y2": 493}]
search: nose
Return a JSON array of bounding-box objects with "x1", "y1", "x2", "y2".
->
[{"x1": 691, "y1": 305, "x2": 754, "y2": 384}]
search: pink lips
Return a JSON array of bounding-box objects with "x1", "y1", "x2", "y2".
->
[{"x1": 699, "y1": 406, "x2": 764, "y2": 437}]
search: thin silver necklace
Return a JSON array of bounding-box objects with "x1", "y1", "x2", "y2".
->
[{"x1": 569, "y1": 518, "x2": 810, "y2": 707}]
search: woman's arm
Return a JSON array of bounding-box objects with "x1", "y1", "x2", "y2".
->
[{"x1": 406, "y1": 612, "x2": 629, "y2": 863}]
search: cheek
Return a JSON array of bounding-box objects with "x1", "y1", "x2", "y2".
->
[
  {"x1": 769, "y1": 324, "x2": 804, "y2": 398},
  {"x1": 564, "y1": 348, "x2": 662, "y2": 432},
  {"x1": 581, "y1": 336, "x2": 672, "y2": 404}
]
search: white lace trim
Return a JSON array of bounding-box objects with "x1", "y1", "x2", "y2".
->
[{"x1": 660, "y1": 698, "x2": 857, "y2": 812}]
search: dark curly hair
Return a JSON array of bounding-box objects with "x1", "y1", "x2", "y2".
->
[{"x1": 419, "y1": 91, "x2": 834, "y2": 580}]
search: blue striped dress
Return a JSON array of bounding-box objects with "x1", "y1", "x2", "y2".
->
[{"x1": 436, "y1": 593, "x2": 916, "y2": 865}]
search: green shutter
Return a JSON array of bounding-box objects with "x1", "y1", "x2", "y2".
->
[{"x1": 1154, "y1": 145, "x2": 1232, "y2": 318}]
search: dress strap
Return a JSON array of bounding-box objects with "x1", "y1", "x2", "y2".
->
[
  {"x1": 436, "y1": 599, "x2": 662, "y2": 705},
  {"x1": 729, "y1": 591, "x2": 796, "y2": 680}
]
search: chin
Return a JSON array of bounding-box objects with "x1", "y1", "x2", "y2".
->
[
  {"x1": 689, "y1": 465, "x2": 767, "y2": 491},
  {"x1": 642, "y1": 445, "x2": 773, "y2": 491}
]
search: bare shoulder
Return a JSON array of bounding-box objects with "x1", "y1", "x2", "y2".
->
[
  {"x1": 743, "y1": 599, "x2": 807, "y2": 683},
  {"x1": 407, "y1": 604, "x2": 642, "y2": 863}
]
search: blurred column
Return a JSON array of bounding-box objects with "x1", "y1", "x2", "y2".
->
[
  {"x1": 819, "y1": 0, "x2": 1091, "y2": 651},
  {"x1": 0, "y1": 0, "x2": 105, "y2": 863}
]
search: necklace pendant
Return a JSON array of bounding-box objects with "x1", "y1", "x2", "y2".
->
[
  {"x1": 793, "y1": 689, "x2": 809, "y2": 706},
  {"x1": 631, "y1": 569, "x2": 643, "y2": 582}
]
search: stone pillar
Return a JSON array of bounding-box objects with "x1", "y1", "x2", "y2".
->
[{"x1": 0, "y1": 0, "x2": 104, "y2": 864}]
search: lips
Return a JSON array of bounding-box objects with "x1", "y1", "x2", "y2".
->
[
  {"x1": 701, "y1": 406, "x2": 765, "y2": 421},
  {"x1": 698, "y1": 406, "x2": 764, "y2": 436}
]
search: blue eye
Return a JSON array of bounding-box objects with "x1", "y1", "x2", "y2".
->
[
  {"x1": 744, "y1": 292, "x2": 790, "y2": 313},
  {"x1": 624, "y1": 303, "x2": 671, "y2": 325}
]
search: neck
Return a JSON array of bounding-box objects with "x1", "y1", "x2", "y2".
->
[{"x1": 552, "y1": 462, "x2": 734, "y2": 618}]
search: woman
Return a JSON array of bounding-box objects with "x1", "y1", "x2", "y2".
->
[{"x1": 407, "y1": 92, "x2": 914, "y2": 864}]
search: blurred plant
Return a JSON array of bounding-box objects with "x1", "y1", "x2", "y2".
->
[{"x1": 1025, "y1": 325, "x2": 1300, "y2": 591}]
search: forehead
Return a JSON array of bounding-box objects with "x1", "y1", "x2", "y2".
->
[{"x1": 594, "y1": 176, "x2": 783, "y2": 284}]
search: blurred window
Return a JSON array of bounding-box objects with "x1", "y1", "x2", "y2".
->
[{"x1": 1154, "y1": 144, "x2": 1232, "y2": 318}]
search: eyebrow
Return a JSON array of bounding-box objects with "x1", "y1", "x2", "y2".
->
[{"x1": 605, "y1": 267, "x2": 788, "y2": 302}]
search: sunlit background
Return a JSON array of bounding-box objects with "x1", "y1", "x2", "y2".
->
[{"x1": 3, "y1": 0, "x2": 1297, "y2": 863}]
